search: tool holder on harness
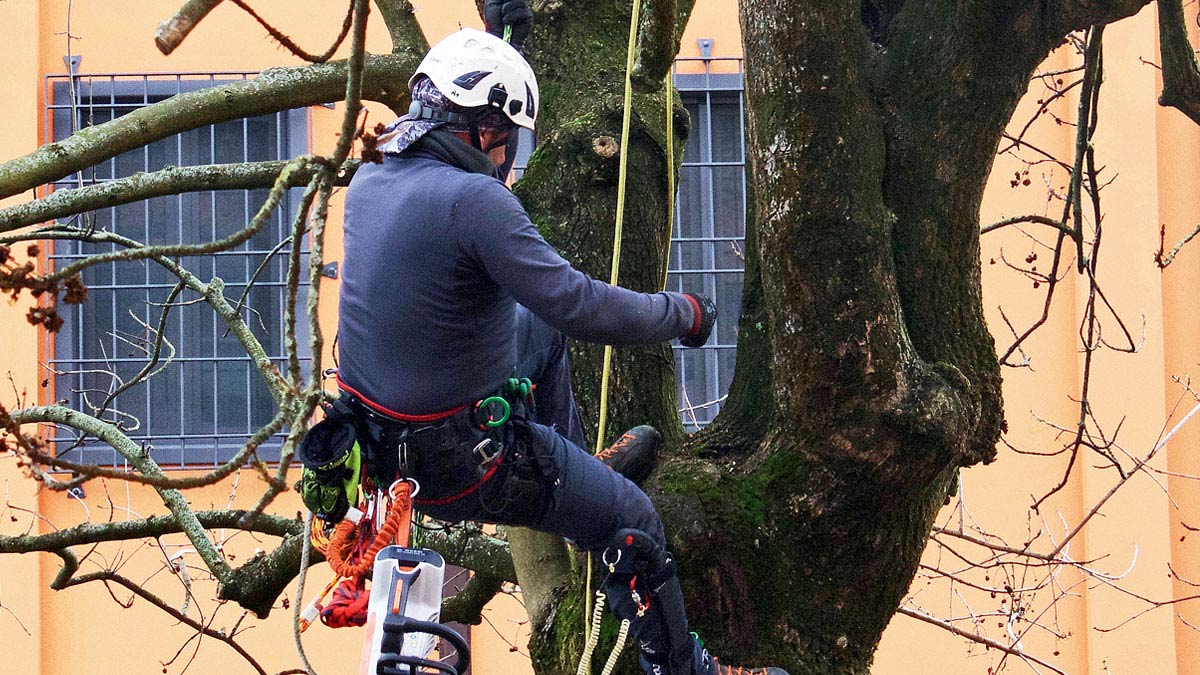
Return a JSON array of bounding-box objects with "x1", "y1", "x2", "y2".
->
[{"x1": 366, "y1": 546, "x2": 470, "y2": 675}]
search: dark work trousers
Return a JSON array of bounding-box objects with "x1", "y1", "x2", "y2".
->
[{"x1": 412, "y1": 305, "x2": 700, "y2": 675}]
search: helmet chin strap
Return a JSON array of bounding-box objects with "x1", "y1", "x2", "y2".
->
[{"x1": 409, "y1": 100, "x2": 509, "y2": 155}]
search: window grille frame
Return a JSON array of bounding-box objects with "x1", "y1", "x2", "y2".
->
[
  {"x1": 669, "y1": 57, "x2": 747, "y2": 430},
  {"x1": 42, "y1": 71, "x2": 311, "y2": 469}
]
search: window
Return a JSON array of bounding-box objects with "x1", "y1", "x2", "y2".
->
[
  {"x1": 669, "y1": 58, "x2": 747, "y2": 430},
  {"x1": 45, "y1": 73, "x2": 309, "y2": 467}
]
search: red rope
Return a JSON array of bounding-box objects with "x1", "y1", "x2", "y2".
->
[{"x1": 320, "y1": 577, "x2": 370, "y2": 628}]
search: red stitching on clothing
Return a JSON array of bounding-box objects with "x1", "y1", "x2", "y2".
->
[
  {"x1": 413, "y1": 463, "x2": 502, "y2": 506},
  {"x1": 336, "y1": 375, "x2": 470, "y2": 422}
]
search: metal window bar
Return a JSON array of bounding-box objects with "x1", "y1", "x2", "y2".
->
[
  {"x1": 670, "y1": 57, "x2": 746, "y2": 430},
  {"x1": 42, "y1": 72, "x2": 311, "y2": 468}
]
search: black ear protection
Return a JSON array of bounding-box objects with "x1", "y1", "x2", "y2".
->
[{"x1": 407, "y1": 100, "x2": 473, "y2": 126}]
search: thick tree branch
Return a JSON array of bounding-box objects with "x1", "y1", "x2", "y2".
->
[
  {"x1": 12, "y1": 407, "x2": 286, "y2": 492},
  {"x1": 373, "y1": 0, "x2": 428, "y2": 56},
  {"x1": 0, "y1": 510, "x2": 301, "y2": 555},
  {"x1": 440, "y1": 572, "x2": 505, "y2": 625},
  {"x1": 1050, "y1": 0, "x2": 1151, "y2": 34},
  {"x1": 1157, "y1": 0, "x2": 1200, "y2": 125},
  {"x1": 0, "y1": 159, "x2": 360, "y2": 233},
  {"x1": 632, "y1": 0, "x2": 678, "y2": 92},
  {"x1": 0, "y1": 53, "x2": 416, "y2": 201},
  {"x1": 36, "y1": 157, "x2": 311, "y2": 285},
  {"x1": 421, "y1": 526, "x2": 517, "y2": 584},
  {"x1": 155, "y1": 0, "x2": 226, "y2": 55},
  {"x1": 506, "y1": 529, "x2": 569, "y2": 628}
]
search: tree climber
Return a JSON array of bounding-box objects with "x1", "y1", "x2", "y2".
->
[{"x1": 333, "y1": 6, "x2": 787, "y2": 674}]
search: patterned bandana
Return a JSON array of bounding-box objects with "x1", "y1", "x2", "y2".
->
[{"x1": 376, "y1": 78, "x2": 460, "y2": 156}]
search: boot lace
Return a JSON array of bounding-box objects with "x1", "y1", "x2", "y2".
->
[{"x1": 595, "y1": 433, "x2": 635, "y2": 462}]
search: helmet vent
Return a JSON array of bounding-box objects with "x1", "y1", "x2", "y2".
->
[
  {"x1": 525, "y1": 84, "x2": 536, "y2": 120},
  {"x1": 452, "y1": 70, "x2": 492, "y2": 90}
]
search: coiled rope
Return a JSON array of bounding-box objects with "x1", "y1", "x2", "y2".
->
[{"x1": 576, "y1": 590, "x2": 632, "y2": 675}]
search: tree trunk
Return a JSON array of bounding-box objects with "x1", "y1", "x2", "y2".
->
[{"x1": 513, "y1": 1, "x2": 1145, "y2": 674}]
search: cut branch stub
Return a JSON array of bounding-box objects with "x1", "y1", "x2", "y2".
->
[{"x1": 156, "y1": 0, "x2": 227, "y2": 55}]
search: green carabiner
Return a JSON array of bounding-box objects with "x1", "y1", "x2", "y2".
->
[{"x1": 478, "y1": 396, "x2": 511, "y2": 428}]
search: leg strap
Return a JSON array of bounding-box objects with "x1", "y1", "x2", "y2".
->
[{"x1": 602, "y1": 529, "x2": 697, "y2": 675}]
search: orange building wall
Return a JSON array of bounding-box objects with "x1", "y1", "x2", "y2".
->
[
  {"x1": 0, "y1": 2, "x2": 44, "y2": 675},
  {"x1": 3, "y1": 2, "x2": 1200, "y2": 674}
]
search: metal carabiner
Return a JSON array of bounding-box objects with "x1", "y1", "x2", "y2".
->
[
  {"x1": 601, "y1": 547, "x2": 622, "y2": 574},
  {"x1": 388, "y1": 477, "x2": 421, "y2": 500}
]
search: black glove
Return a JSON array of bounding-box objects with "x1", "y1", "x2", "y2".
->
[
  {"x1": 484, "y1": 0, "x2": 533, "y2": 52},
  {"x1": 679, "y1": 293, "x2": 717, "y2": 348}
]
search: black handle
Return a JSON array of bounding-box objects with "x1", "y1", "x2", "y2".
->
[{"x1": 377, "y1": 615, "x2": 471, "y2": 675}]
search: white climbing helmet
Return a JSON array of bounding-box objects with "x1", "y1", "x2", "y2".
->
[{"x1": 409, "y1": 28, "x2": 539, "y2": 131}]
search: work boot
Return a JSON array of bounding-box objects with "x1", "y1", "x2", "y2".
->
[
  {"x1": 694, "y1": 647, "x2": 791, "y2": 675},
  {"x1": 596, "y1": 425, "x2": 661, "y2": 483}
]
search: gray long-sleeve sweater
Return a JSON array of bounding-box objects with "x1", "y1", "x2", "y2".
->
[{"x1": 336, "y1": 151, "x2": 698, "y2": 415}]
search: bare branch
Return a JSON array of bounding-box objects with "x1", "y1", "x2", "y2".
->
[
  {"x1": 1156, "y1": 221, "x2": 1200, "y2": 268},
  {"x1": 9, "y1": 228, "x2": 290, "y2": 401},
  {"x1": 7, "y1": 405, "x2": 234, "y2": 583},
  {"x1": 53, "y1": 559, "x2": 269, "y2": 675},
  {"x1": 1049, "y1": 399, "x2": 1200, "y2": 557},
  {"x1": 1158, "y1": 0, "x2": 1200, "y2": 125},
  {"x1": 0, "y1": 53, "x2": 416, "y2": 200},
  {"x1": 981, "y1": 214, "x2": 1073, "y2": 236},
  {"x1": 35, "y1": 157, "x2": 313, "y2": 285},
  {"x1": 155, "y1": 0, "x2": 226, "y2": 55},
  {"x1": 897, "y1": 606, "x2": 1068, "y2": 675},
  {"x1": 0, "y1": 159, "x2": 359, "y2": 233},
  {"x1": 243, "y1": 0, "x2": 371, "y2": 523},
  {"x1": 229, "y1": 0, "x2": 356, "y2": 63},
  {"x1": 0, "y1": 510, "x2": 301, "y2": 555}
]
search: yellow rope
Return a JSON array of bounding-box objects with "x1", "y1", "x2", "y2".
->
[
  {"x1": 594, "y1": 0, "x2": 643, "y2": 457},
  {"x1": 587, "y1": 0, "x2": 644, "y2": 666},
  {"x1": 661, "y1": 68, "x2": 675, "y2": 292}
]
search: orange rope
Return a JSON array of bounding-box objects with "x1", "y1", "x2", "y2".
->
[{"x1": 325, "y1": 481, "x2": 413, "y2": 579}]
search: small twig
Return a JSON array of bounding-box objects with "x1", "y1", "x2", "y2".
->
[
  {"x1": 228, "y1": 0, "x2": 355, "y2": 63},
  {"x1": 1156, "y1": 222, "x2": 1200, "y2": 268},
  {"x1": 897, "y1": 606, "x2": 1067, "y2": 675}
]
